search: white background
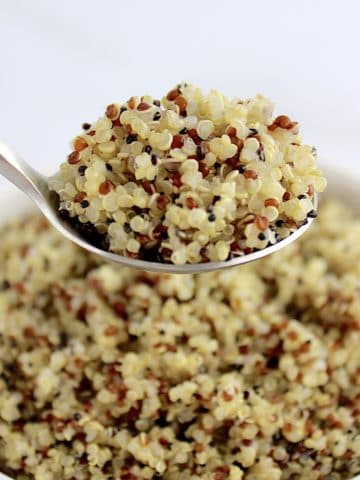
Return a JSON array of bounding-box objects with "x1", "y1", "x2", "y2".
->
[{"x1": 0, "y1": 0, "x2": 359, "y2": 187}]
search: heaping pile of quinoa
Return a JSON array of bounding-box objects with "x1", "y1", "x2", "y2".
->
[
  {"x1": 49, "y1": 83, "x2": 326, "y2": 265},
  {"x1": 0, "y1": 200, "x2": 360, "y2": 480}
]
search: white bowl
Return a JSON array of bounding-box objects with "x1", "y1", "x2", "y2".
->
[{"x1": 0, "y1": 165, "x2": 359, "y2": 480}]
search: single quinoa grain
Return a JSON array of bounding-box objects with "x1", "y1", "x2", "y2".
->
[
  {"x1": 137, "y1": 102, "x2": 151, "y2": 111},
  {"x1": 255, "y1": 215, "x2": 270, "y2": 231},
  {"x1": 243, "y1": 169, "x2": 258, "y2": 180},
  {"x1": 67, "y1": 151, "x2": 80, "y2": 164},
  {"x1": 105, "y1": 104, "x2": 119, "y2": 120},
  {"x1": 49, "y1": 83, "x2": 326, "y2": 265},
  {"x1": 186, "y1": 197, "x2": 198, "y2": 209},
  {"x1": 265, "y1": 198, "x2": 280, "y2": 208},
  {"x1": 99, "y1": 179, "x2": 115, "y2": 195},
  {"x1": 74, "y1": 137, "x2": 88, "y2": 152}
]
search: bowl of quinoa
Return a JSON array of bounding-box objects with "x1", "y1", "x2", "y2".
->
[
  {"x1": 0, "y1": 166, "x2": 359, "y2": 480},
  {"x1": 49, "y1": 83, "x2": 326, "y2": 266}
]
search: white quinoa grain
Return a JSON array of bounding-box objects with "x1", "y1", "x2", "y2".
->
[{"x1": 197, "y1": 119, "x2": 214, "y2": 140}]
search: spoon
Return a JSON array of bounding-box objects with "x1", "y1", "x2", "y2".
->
[{"x1": 0, "y1": 140, "x2": 317, "y2": 274}]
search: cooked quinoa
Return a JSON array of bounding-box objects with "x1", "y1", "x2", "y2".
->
[
  {"x1": 0, "y1": 200, "x2": 359, "y2": 480},
  {"x1": 49, "y1": 83, "x2": 326, "y2": 264}
]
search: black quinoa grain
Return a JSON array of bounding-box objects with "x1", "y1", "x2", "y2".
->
[
  {"x1": 82, "y1": 122, "x2": 91, "y2": 130},
  {"x1": 233, "y1": 364, "x2": 244, "y2": 372},
  {"x1": 266, "y1": 356, "x2": 279, "y2": 369},
  {"x1": 73, "y1": 413, "x2": 82, "y2": 421},
  {"x1": 208, "y1": 213, "x2": 216, "y2": 222},
  {"x1": 308, "y1": 210, "x2": 318, "y2": 218},
  {"x1": 80, "y1": 200, "x2": 89, "y2": 209},
  {"x1": 153, "y1": 100, "x2": 161, "y2": 107},
  {"x1": 258, "y1": 232, "x2": 266, "y2": 240},
  {"x1": 151, "y1": 154, "x2": 157, "y2": 165},
  {"x1": 58, "y1": 209, "x2": 70, "y2": 220},
  {"x1": 153, "y1": 112, "x2": 161, "y2": 121},
  {"x1": 144, "y1": 145, "x2": 152, "y2": 154},
  {"x1": 179, "y1": 127, "x2": 187, "y2": 134},
  {"x1": 196, "y1": 145, "x2": 205, "y2": 160},
  {"x1": 120, "y1": 106, "x2": 127, "y2": 114},
  {"x1": 286, "y1": 443, "x2": 298, "y2": 455},
  {"x1": 59, "y1": 332, "x2": 68, "y2": 348},
  {"x1": 298, "y1": 194, "x2": 307, "y2": 199},
  {"x1": 249, "y1": 128, "x2": 258, "y2": 135},
  {"x1": 126, "y1": 134, "x2": 137, "y2": 144},
  {"x1": 238, "y1": 165, "x2": 245, "y2": 173},
  {"x1": 275, "y1": 219, "x2": 284, "y2": 227},
  {"x1": 105, "y1": 163, "x2": 113, "y2": 171},
  {"x1": 78, "y1": 165, "x2": 87, "y2": 176},
  {"x1": 123, "y1": 223, "x2": 132, "y2": 233}
]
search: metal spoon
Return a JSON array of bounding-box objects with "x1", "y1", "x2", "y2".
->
[{"x1": 0, "y1": 140, "x2": 317, "y2": 274}]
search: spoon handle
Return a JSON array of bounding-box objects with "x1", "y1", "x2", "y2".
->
[{"x1": 0, "y1": 140, "x2": 47, "y2": 207}]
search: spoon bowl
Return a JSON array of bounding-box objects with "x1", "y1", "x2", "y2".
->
[{"x1": 0, "y1": 140, "x2": 318, "y2": 274}]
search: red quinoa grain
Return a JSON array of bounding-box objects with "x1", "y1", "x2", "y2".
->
[
  {"x1": 67, "y1": 151, "x2": 80, "y2": 165},
  {"x1": 105, "y1": 104, "x2": 119, "y2": 120},
  {"x1": 243, "y1": 169, "x2": 258, "y2": 180},
  {"x1": 74, "y1": 137, "x2": 88, "y2": 152},
  {"x1": 99, "y1": 180, "x2": 115, "y2": 195},
  {"x1": 255, "y1": 215, "x2": 270, "y2": 231}
]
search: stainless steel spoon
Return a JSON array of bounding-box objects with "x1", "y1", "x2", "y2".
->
[{"x1": 0, "y1": 140, "x2": 317, "y2": 274}]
